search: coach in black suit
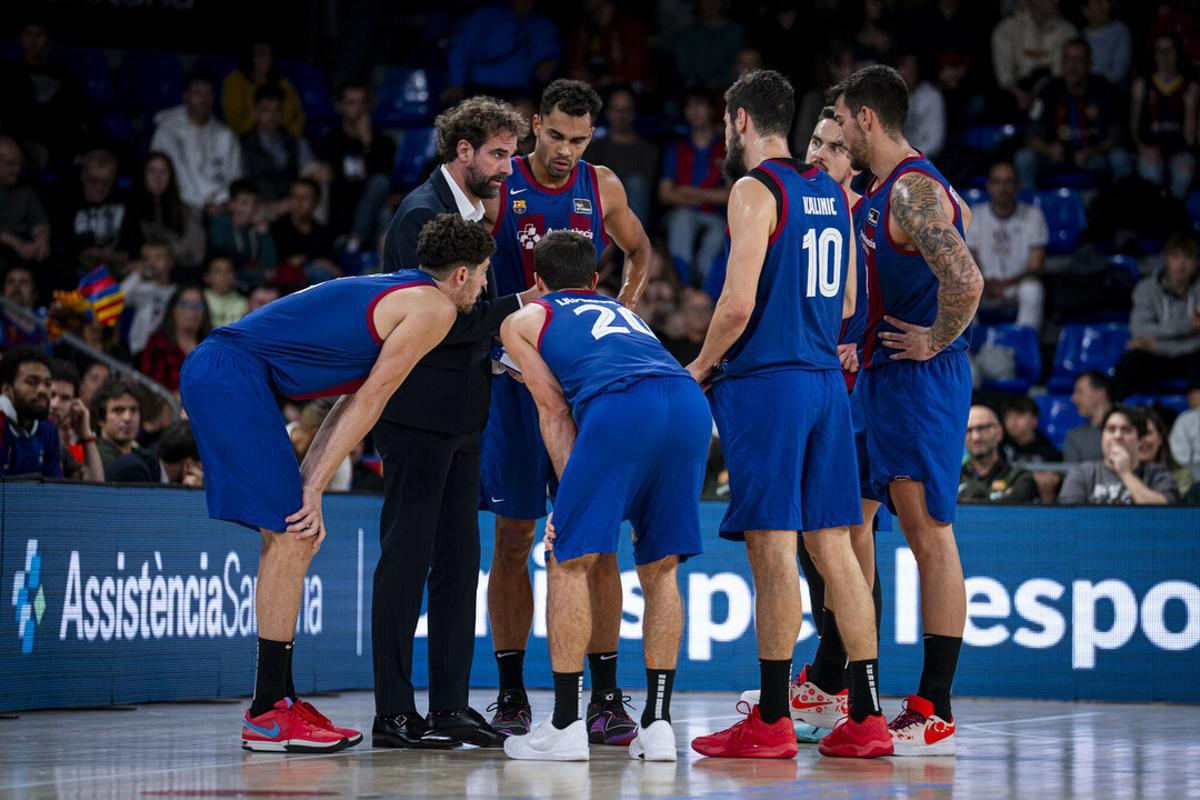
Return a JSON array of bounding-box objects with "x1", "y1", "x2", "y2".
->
[{"x1": 371, "y1": 98, "x2": 532, "y2": 749}]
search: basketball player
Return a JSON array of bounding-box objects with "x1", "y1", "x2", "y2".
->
[
  {"x1": 482, "y1": 79, "x2": 653, "y2": 743},
  {"x1": 179, "y1": 214, "x2": 495, "y2": 753},
  {"x1": 498, "y1": 231, "x2": 710, "y2": 762},
  {"x1": 688, "y1": 70, "x2": 891, "y2": 760},
  {"x1": 831, "y1": 64, "x2": 983, "y2": 756}
]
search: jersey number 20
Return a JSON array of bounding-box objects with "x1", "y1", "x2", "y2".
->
[
  {"x1": 573, "y1": 303, "x2": 657, "y2": 340},
  {"x1": 802, "y1": 227, "x2": 843, "y2": 299}
]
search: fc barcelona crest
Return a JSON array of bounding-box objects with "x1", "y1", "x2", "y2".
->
[{"x1": 513, "y1": 199, "x2": 527, "y2": 215}]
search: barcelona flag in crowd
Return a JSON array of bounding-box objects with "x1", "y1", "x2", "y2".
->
[{"x1": 76, "y1": 265, "x2": 125, "y2": 325}]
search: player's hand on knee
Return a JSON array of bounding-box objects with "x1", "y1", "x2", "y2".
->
[
  {"x1": 285, "y1": 488, "x2": 325, "y2": 540},
  {"x1": 543, "y1": 513, "x2": 556, "y2": 555}
]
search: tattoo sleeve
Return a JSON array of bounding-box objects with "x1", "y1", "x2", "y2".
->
[{"x1": 890, "y1": 173, "x2": 984, "y2": 351}]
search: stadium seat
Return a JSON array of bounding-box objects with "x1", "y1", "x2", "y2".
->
[
  {"x1": 1029, "y1": 188, "x2": 1086, "y2": 256},
  {"x1": 1035, "y1": 394, "x2": 1085, "y2": 450},
  {"x1": 1042, "y1": 171, "x2": 1100, "y2": 191},
  {"x1": 391, "y1": 126, "x2": 436, "y2": 189},
  {"x1": 1125, "y1": 394, "x2": 1189, "y2": 414},
  {"x1": 1187, "y1": 190, "x2": 1200, "y2": 232},
  {"x1": 960, "y1": 187, "x2": 987, "y2": 208},
  {"x1": 964, "y1": 124, "x2": 1020, "y2": 152},
  {"x1": 192, "y1": 53, "x2": 237, "y2": 88},
  {"x1": 1108, "y1": 255, "x2": 1141, "y2": 284},
  {"x1": 53, "y1": 46, "x2": 114, "y2": 109},
  {"x1": 275, "y1": 58, "x2": 337, "y2": 135},
  {"x1": 100, "y1": 112, "x2": 134, "y2": 145},
  {"x1": 1047, "y1": 322, "x2": 1130, "y2": 393},
  {"x1": 115, "y1": 51, "x2": 184, "y2": 113},
  {"x1": 971, "y1": 323, "x2": 1042, "y2": 394},
  {"x1": 338, "y1": 249, "x2": 379, "y2": 276},
  {"x1": 374, "y1": 67, "x2": 436, "y2": 128}
]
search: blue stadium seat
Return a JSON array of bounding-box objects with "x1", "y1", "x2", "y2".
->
[
  {"x1": 1035, "y1": 394, "x2": 1085, "y2": 450},
  {"x1": 1125, "y1": 394, "x2": 1189, "y2": 414},
  {"x1": 1047, "y1": 322, "x2": 1130, "y2": 393},
  {"x1": 964, "y1": 124, "x2": 1020, "y2": 152},
  {"x1": 960, "y1": 187, "x2": 987, "y2": 208},
  {"x1": 1108, "y1": 255, "x2": 1140, "y2": 284},
  {"x1": 391, "y1": 126, "x2": 436, "y2": 189},
  {"x1": 971, "y1": 323, "x2": 1042, "y2": 394},
  {"x1": 115, "y1": 51, "x2": 184, "y2": 113},
  {"x1": 1029, "y1": 188, "x2": 1086, "y2": 256},
  {"x1": 374, "y1": 67, "x2": 436, "y2": 128},
  {"x1": 53, "y1": 46, "x2": 113, "y2": 109},
  {"x1": 100, "y1": 112, "x2": 135, "y2": 145},
  {"x1": 1187, "y1": 190, "x2": 1200, "y2": 232},
  {"x1": 1042, "y1": 171, "x2": 1100, "y2": 191},
  {"x1": 338, "y1": 249, "x2": 379, "y2": 276},
  {"x1": 275, "y1": 59, "x2": 336, "y2": 135}
]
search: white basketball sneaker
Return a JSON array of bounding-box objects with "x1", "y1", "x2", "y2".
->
[
  {"x1": 629, "y1": 720, "x2": 677, "y2": 762},
  {"x1": 738, "y1": 664, "x2": 849, "y2": 729},
  {"x1": 503, "y1": 719, "x2": 590, "y2": 761}
]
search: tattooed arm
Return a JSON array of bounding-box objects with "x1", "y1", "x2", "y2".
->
[{"x1": 878, "y1": 172, "x2": 983, "y2": 361}]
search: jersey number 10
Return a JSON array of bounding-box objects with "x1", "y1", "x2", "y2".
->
[
  {"x1": 802, "y1": 227, "x2": 843, "y2": 299},
  {"x1": 573, "y1": 303, "x2": 658, "y2": 340}
]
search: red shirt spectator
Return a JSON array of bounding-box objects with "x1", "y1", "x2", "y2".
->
[{"x1": 139, "y1": 286, "x2": 210, "y2": 392}]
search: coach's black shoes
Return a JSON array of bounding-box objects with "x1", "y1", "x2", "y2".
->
[
  {"x1": 372, "y1": 712, "x2": 459, "y2": 749},
  {"x1": 429, "y1": 707, "x2": 506, "y2": 748}
]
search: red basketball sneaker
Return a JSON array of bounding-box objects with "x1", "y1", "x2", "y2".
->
[
  {"x1": 691, "y1": 702, "x2": 798, "y2": 759},
  {"x1": 294, "y1": 698, "x2": 363, "y2": 746},
  {"x1": 818, "y1": 715, "x2": 894, "y2": 758},
  {"x1": 242, "y1": 698, "x2": 355, "y2": 753},
  {"x1": 888, "y1": 695, "x2": 956, "y2": 756}
]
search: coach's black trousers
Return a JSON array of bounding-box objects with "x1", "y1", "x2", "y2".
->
[{"x1": 372, "y1": 421, "x2": 481, "y2": 716}]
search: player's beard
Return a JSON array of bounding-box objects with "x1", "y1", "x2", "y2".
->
[
  {"x1": 723, "y1": 129, "x2": 748, "y2": 181},
  {"x1": 847, "y1": 131, "x2": 871, "y2": 173},
  {"x1": 465, "y1": 164, "x2": 502, "y2": 199}
]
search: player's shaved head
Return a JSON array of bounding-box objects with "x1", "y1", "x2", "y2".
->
[{"x1": 533, "y1": 231, "x2": 597, "y2": 291}]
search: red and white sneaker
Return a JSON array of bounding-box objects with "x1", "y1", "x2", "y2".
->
[
  {"x1": 294, "y1": 698, "x2": 363, "y2": 746},
  {"x1": 691, "y1": 702, "x2": 798, "y2": 759},
  {"x1": 888, "y1": 695, "x2": 956, "y2": 756},
  {"x1": 738, "y1": 664, "x2": 849, "y2": 729},
  {"x1": 242, "y1": 698, "x2": 356, "y2": 753},
  {"x1": 818, "y1": 715, "x2": 894, "y2": 758}
]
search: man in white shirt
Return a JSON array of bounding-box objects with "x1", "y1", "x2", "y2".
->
[
  {"x1": 965, "y1": 160, "x2": 1047, "y2": 330},
  {"x1": 149, "y1": 74, "x2": 243, "y2": 215},
  {"x1": 1168, "y1": 382, "x2": 1200, "y2": 469}
]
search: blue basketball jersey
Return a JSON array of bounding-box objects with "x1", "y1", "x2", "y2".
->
[
  {"x1": 491, "y1": 156, "x2": 608, "y2": 297},
  {"x1": 857, "y1": 154, "x2": 968, "y2": 369},
  {"x1": 213, "y1": 269, "x2": 437, "y2": 399},
  {"x1": 722, "y1": 158, "x2": 852, "y2": 377},
  {"x1": 841, "y1": 196, "x2": 868, "y2": 350},
  {"x1": 533, "y1": 290, "x2": 688, "y2": 419}
]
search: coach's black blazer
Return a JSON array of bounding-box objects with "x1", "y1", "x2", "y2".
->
[{"x1": 378, "y1": 167, "x2": 519, "y2": 436}]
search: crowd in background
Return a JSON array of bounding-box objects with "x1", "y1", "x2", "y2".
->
[{"x1": 0, "y1": 0, "x2": 1197, "y2": 504}]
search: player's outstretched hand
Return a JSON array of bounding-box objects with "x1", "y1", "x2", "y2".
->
[
  {"x1": 286, "y1": 487, "x2": 327, "y2": 549},
  {"x1": 878, "y1": 315, "x2": 939, "y2": 361},
  {"x1": 837, "y1": 343, "x2": 859, "y2": 373}
]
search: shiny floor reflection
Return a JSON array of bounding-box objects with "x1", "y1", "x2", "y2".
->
[{"x1": 2, "y1": 690, "x2": 1198, "y2": 798}]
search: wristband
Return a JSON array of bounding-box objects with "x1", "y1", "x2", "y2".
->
[{"x1": 80, "y1": 436, "x2": 96, "y2": 444}]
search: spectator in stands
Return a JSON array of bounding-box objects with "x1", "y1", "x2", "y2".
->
[
  {"x1": 47, "y1": 359, "x2": 102, "y2": 481},
  {"x1": 842, "y1": 0, "x2": 896, "y2": 65},
  {"x1": 564, "y1": 0, "x2": 651, "y2": 90},
  {"x1": 207, "y1": 180, "x2": 277, "y2": 286},
  {"x1": 270, "y1": 179, "x2": 339, "y2": 288},
  {"x1": 202, "y1": 256, "x2": 247, "y2": 329},
  {"x1": 150, "y1": 74, "x2": 243, "y2": 214},
  {"x1": 78, "y1": 362, "x2": 110, "y2": 409},
  {"x1": 1059, "y1": 406, "x2": 1181, "y2": 504},
  {"x1": 1139, "y1": 407, "x2": 1194, "y2": 494},
  {"x1": 1111, "y1": 233, "x2": 1200, "y2": 400},
  {"x1": 118, "y1": 153, "x2": 206, "y2": 275},
  {"x1": 638, "y1": 243, "x2": 684, "y2": 333},
  {"x1": 960, "y1": 404, "x2": 1038, "y2": 503},
  {"x1": 350, "y1": 440, "x2": 383, "y2": 492},
  {"x1": 1169, "y1": 379, "x2": 1200, "y2": 468},
  {"x1": 966, "y1": 161, "x2": 1048, "y2": 330},
  {"x1": 139, "y1": 286, "x2": 210, "y2": 394},
  {"x1": 1130, "y1": 34, "x2": 1199, "y2": 201},
  {"x1": 58, "y1": 148, "x2": 129, "y2": 275},
  {"x1": 734, "y1": 47, "x2": 764, "y2": 79},
  {"x1": 673, "y1": 0, "x2": 745, "y2": 90},
  {"x1": 659, "y1": 89, "x2": 728, "y2": 285},
  {"x1": 895, "y1": 51, "x2": 945, "y2": 159},
  {"x1": 247, "y1": 284, "x2": 280, "y2": 312},
  {"x1": 443, "y1": 0, "x2": 561, "y2": 102},
  {"x1": 1065, "y1": 370, "x2": 1113, "y2": 462},
  {"x1": 991, "y1": 0, "x2": 1077, "y2": 113},
  {"x1": 1002, "y1": 395, "x2": 1063, "y2": 503},
  {"x1": 91, "y1": 378, "x2": 142, "y2": 470},
  {"x1": 0, "y1": 136, "x2": 50, "y2": 273},
  {"x1": 750, "y1": 2, "x2": 804, "y2": 91},
  {"x1": 1147, "y1": 1, "x2": 1200, "y2": 75},
  {"x1": 903, "y1": 0, "x2": 991, "y2": 109},
  {"x1": 584, "y1": 88, "x2": 658, "y2": 224},
  {"x1": 221, "y1": 40, "x2": 306, "y2": 138},
  {"x1": 107, "y1": 419, "x2": 202, "y2": 486},
  {"x1": 1016, "y1": 38, "x2": 1131, "y2": 188},
  {"x1": 121, "y1": 240, "x2": 177, "y2": 355},
  {"x1": 0, "y1": 347, "x2": 61, "y2": 477},
  {"x1": 313, "y1": 83, "x2": 395, "y2": 250},
  {"x1": 662, "y1": 287, "x2": 713, "y2": 366},
  {"x1": 796, "y1": 43, "x2": 855, "y2": 157},
  {"x1": 1081, "y1": 0, "x2": 1132, "y2": 87},
  {"x1": 241, "y1": 85, "x2": 314, "y2": 219},
  {"x1": 0, "y1": 265, "x2": 49, "y2": 350},
  {"x1": 287, "y1": 397, "x2": 351, "y2": 491}
]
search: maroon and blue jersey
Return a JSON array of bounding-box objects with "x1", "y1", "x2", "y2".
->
[
  {"x1": 212, "y1": 268, "x2": 437, "y2": 399},
  {"x1": 857, "y1": 154, "x2": 968, "y2": 370},
  {"x1": 491, "y1": 156, "x2": 608, "y2": 297},
  {"x1": 532, "y1": 290, "x2": 687, "y2": 419},
  {"x1": 722, "y1": 158, "x2": 852, "y2": 378}
]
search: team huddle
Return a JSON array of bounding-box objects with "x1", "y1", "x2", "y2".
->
[{"x1": 181, "y1": 65, "x2": 982, "y2": 763}]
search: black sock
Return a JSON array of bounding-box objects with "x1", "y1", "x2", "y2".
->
[
  {"x1": 918, "y1": 634, "x2": 962, "y2": 721},
  {"x1": 641, "y1": 669, "x2": 675, "y2": 728},
  {"x1": 250, "y1": 638, "x2": 292, "y2": 717},
  {"x1": 808, "y1": 610, "x2": 847, "y2": 694},
  {"x1": 552, "y1": 671, "x2": 583, "y2": 729},
  {"x1": 847, "y1": 659, "x2": 883, "y2": 722},
  {"x1": 285, "y1": 640, "x2": 296, "y2": 699},
  {"x1": 758, "y1": 658, "x2": 792, "y2": 724},
  {"x1": 588, "y1": 651, "x2": 618, "y2": 701},
  {"x1": 495, "y1": 650, "x2": 526, "y2": 696}
]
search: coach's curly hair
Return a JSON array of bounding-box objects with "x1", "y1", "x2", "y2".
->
[
  {"x1": 435, "y1": 96, "x2": 528, "y2": 163},
  {"x1": 416, "y1": 213, "x2": 497, "y2": 277}
]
